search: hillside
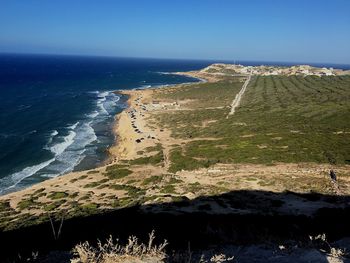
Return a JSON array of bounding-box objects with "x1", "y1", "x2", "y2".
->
[{"x1": 1, "y1": 64, "x2": 350, "y2": 261}]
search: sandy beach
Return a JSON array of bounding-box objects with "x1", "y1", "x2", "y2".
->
[
  {"x1": 108, "y1": 88, "x2": 158, "y2": 161},
  {"x1": 107, "y1": 71, "x2": 214, "y2": 166}
]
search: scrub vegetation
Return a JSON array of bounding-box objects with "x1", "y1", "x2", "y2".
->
[{"x1": 155, "y1": 75, "x2": 350, "y2": 172}]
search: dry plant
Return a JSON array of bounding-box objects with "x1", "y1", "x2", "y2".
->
[
  {"x1": 71, "y1": 230, "x2": 168, "y2": 263},
  {"x1": 209, "y1": 254, "x2": 234, "y2": 263},
  {"x1": 309, "y1": 233, "x2": 347, "y2": 258}
]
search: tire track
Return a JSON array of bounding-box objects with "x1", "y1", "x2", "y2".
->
[{"x1": 227, "y1": 73, "x2": 252, "y2": 118}]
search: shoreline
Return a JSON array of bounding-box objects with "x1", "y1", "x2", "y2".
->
[
  {"x1": 107, "y1": 73, "x2": 207, "y2": 164},
  {"x1": 2, "y1": 63, "x2": 348, "y2": 216},
  {"x1": 1, "y1": 61, "x2": 349, "y2": 200},
  {"x1": 0, "y1": 73, "x2": 206, "y2": 198}
]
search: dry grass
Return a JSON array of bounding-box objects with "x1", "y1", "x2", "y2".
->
[
  {"x1": 70, "y1": 231, "x2": 236, "y2": 263},
  {"x1": 71, "y1": 231, "x2": 168, "y2": 263}
]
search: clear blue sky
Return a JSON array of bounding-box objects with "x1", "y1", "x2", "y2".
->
[{"x1": 1, "y1": 0, "x2": 349, "y2": 64}]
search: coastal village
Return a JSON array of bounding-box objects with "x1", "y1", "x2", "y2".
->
[{"x1": 199, "y1": 63, "x2": 350, "y2": 76}]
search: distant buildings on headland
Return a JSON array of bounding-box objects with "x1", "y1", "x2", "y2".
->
[{"x1": 201, "y1": 63, "x2": 350, "y2": 76}]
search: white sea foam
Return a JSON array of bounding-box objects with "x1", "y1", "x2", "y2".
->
[
  {"x1": 46, "y1": 130, "x2": 59, "y2": 145},
  {"x1": 0, "y1": 157, "x2": 56, "y2": 193},
  {"x1": 96, "y1": 91, "x2": 110, "y2": 115},
  {"x1": 97, "y1": 102, "x2": 109, "y2": 115},
  {"x1": 133, "y1": 85, "x2": 152, "y2": 90},
  {"x1": 45, "y1": 121, "x2": 97, "y2": 177},
  {"x1": 156, "y1": 71, "x2": 173, "y2": 75},
  {"x1": 96, "y1": 91, "x2": 121, "y2": 115},
  {"x1": 50, "y1": 149, "x2": 86, "y2": 175},
  {"x1": 51, "y1": 130, "x2": 59, "y2": 137},
  {"x1": 98, "y1": 91, "x2": 109, "y2": 98},
  {"x1": 0, "y1": 127, "x2": 77, "y2": 192},
  {"x1": 87, "y1": 111, "x2": 99, "y2": 119},
  {"x1": 68, "y1": 122, "x2": 79, "y2": 130},
  {"x1": 50, "y1": 130, "x2": 76, "y2": 156},
  {"x1": 77, "y1": 122, "x2": 98, "y2": 147},
  {"x1": 0, "y1": 89, "x2": 121, "y2": 194},
  {"x1": 103, "y1": 93, "x2": 120, "y2": 112}
]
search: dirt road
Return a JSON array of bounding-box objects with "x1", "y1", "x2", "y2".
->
[{"x1": 227, "y1": 73, "x2": 252, "y2": 117}]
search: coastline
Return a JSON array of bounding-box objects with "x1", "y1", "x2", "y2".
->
[
  {"x1": 2, "y1": 64, "x2": 349, "y2": 232},
  {"x1": 2, "y1": 62, "x2": 349, "y2": 202},
  {"x1": 107, "y1": 73, "x2": 207, "y2": 163},
  {"x1": 0, "y1": 73, "x2": 206, "y2": 201}
]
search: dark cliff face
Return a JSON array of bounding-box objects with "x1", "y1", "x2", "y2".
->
[{"x1": 1, "y1": 190, "x2": 350, "y2": 262}]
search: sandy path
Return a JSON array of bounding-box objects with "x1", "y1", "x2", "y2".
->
[{"x1": 227, "y1": 73, "x2": 252, "y2": 117}]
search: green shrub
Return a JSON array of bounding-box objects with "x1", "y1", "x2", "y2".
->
[
  {"x1": 84, "y1": 179, "x2": 109, "y2": 188},
  {"x1": 0, "y1": 201, "x2": 11, "y2": 211},
  {"x1": 160, "y1": 184, "x2": 176, "y2": 194},
  {"x1": 105, "y1": 168, "x2": 132, "y2": 180},
  {"x1": 169, "y1": 148, "x2": 214, "y2": 173},
  {"x1": 130, "y1": 151, "x2": 164, "y2": 165},
  {"x1": 109, "y1": 184, "x2": 145, "y2": 197},
  {"x1": 43, "y1": 200, "x2": 65, "y2": 211},
  {"x1": 47, "y1": 191, "x2": 69, "y2": 200},
  {"x1": 105, "y1": 164, "x2": 129, "y2": 171},
  {"x1": 17, "y1": 199, "x2": 36, "y2": 210},
  {"x1": 144, "y1": 143, "x2": 163, "y2": 153},
  {"x1": 87, "y1": 170, "x2": 99, "y2": 174},
  {"x1": 142, "y1": 175, "x2": 163, "y2": 185}
]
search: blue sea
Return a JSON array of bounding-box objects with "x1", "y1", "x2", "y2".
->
[
  {"x1": 0, "y1": 54, "x2": 210, "y2": 194},
  {"x1": 0, "y1": 54, "x2": 349, "y2": 195}
]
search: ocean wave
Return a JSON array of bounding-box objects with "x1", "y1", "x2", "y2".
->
[
  {"x1": 68, "y1": 121, "x2": 79, "y2": 130},
  {"x1": 156, "y1": 71, "x2": 174, "y2": 75},
  {"x1": 76, "y1": 122, "x2": 98, "y2": 149},
  {"x1": 97, "y1": 91, "x2": 109, "y2": 98},
  {"x1": 102, "y1": 93, "x2": 120, "y2": 112},
  {"x1": 0, "y1": 157, "x2": 56, "y2": 194},
  {"x1": 96, "y1": 91, "x2": 109, "y2": 115},
  {"x1": 0, "y1": 124, "x2": 83, "y2": 192},
  {"x1": 95, "y1": 91, "x2": 121, "y2": 116},
  {"x1": 17, "y1": 104, "x2": 32, "y2": 111},
  {"x1": 3, "y1": 122, "x2": 80, "y2": 188},
  {"x1": 46, "y1": 130, "x2": 59, "y2": 145},
  {"x1": 50, "y1": 130, "x2": 76, "y2": 156},
  {"x1": 50, "y1": 149, "x2": 86, "y2": 176},
  {"x1": 50, "y1": 90, "x2": 115, "y2": 163},
  {"x1": 0, "y1": 133, "x2": 17, "y2": 139},
  {"x1": 0, "y1": 89, "x2": 121, "y2": 194},
  {"x1": 44, "y1": 121, "x2": 97, "y2": 177},
  {"x1": 51, "y1": 130, "x2": 59, "y2": 137},
  {"x1": 133, "y1": 85, "x2": 152, "y2": 90},
  {"x1": 97, "y1": 101, "x2": 109, "y2": 115},
  {"x1": 87, "y1": 111, "x2": 99, "y2": 119}
]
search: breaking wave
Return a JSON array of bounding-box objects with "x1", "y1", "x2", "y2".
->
[{"x1": 0, "y1": 91, "x2": 121, "y2": 194}]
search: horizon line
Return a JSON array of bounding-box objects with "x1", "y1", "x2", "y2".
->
[{"x1": 1, "y1": 51, "x2": 349, "y2": 67}]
